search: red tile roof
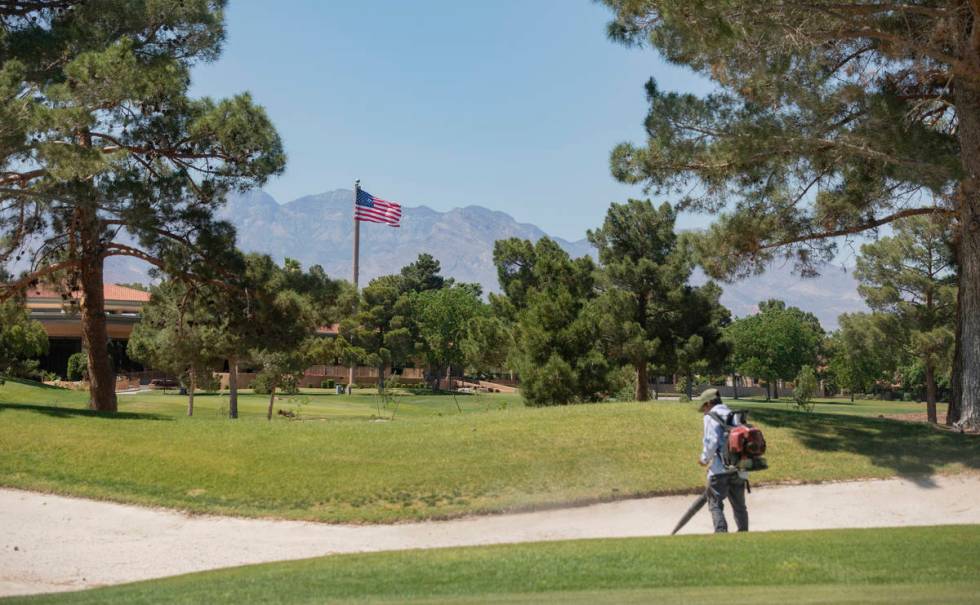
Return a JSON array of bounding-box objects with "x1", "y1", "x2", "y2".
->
[
  {"x1": 24, "y1": 284, "x2": 151, "y2": 303},
  {"x1": 103, "y1": 284, "x2": 151, "y2": 302},
  {"x1": 316, "y1": 323, "x2": 340, "y2": 335}
]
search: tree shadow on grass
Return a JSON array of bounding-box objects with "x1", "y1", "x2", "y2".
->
[
  {"x1": 0, "y1": 377, "x2": 72, "y2": 391},
  {"x1": 0, "y1": 402, "x2": 173, "y2": 421},
  {"x1": 750, "y1": 408, "x2": 980, "y2": 486}
]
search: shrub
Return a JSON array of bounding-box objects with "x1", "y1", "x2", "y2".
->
[
  {"x1": 609, "y1": 365, "x2": 637, "y2": 402},
  {"x1": 521, "y1": 354, "x2": 577, "y2": 406},
  {"x1": 8, "y1": 359, "x2": 41, "y2": 380},
  {"x1": 66, "y1": 352, "x2": 88, "y2": 381},
  {"x1": 321, "y1": 379, "x2": 335, "y2": 389},
  {"x1": 793, "y1": 365, "x2": 818, "y2": 412},
  {"x1": 253, "y1": 373, "x2": 300, "y2": 395},
  {"x1": 195, "y1": 371, "x2": 221, "y2": 393},
  {"x1": 675, "y1": 375, "x2": 689, "y2": 398}
]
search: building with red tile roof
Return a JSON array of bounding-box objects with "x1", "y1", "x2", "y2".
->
[{"x1": 23, "y1": 283, "x2": 151, "y2": 377}]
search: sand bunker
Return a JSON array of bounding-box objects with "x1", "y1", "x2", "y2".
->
[{"x1": 2, "y1": 473, "x2": 979, "y2": 597}]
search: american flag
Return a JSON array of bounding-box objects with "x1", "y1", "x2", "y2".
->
[{"x1": 355, "y1": 188, "x2": 401, "y2": 227}]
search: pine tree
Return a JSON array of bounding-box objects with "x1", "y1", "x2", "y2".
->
[
  {"x1": 855, "y1": 216, "x2": 956, "y2": 422},
  {"x1": 399, "y1": 253, "x2": 445, "y2": 293},
  {"x1": 601, "y1": 0, "x2": 980, "y2": 430},
  {"x1": 588, "y1": 200, "x2": 729, "y2": 400},
  {"x1": 346, "y1": 274, "x2": 414, "y2": 392},
  {"x1": 241, "y1": 256, "x2": 340, "y2": 421},
  {"x1": 588, "y1": 200, "x2": 678, "y2": 400},
  {"x1": 671, "y1": 281, "x2": 732, "y2": 399},
  {"x1": 461, "y1": 314, "x2": 510, "y2": 377},
  {"x1": 494, "y1": 237, "x2": 610, "y2": 405},
  {"x1": 0, "y1": 1, "x2": 284, "y2": 411},
  {"x1": 127, "y1": 280, "x2": 223, "y2": 416},
  {"x1": 340, "y1": 255, "x2": 449, "y2": 392}
]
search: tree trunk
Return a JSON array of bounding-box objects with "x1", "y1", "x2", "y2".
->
[
  {"x1": 766, "y1": 381, "x2": 771, "y2": 402},
  {"x1": 266, "y1": 383, "x2": 276, "y2": 421},
  {"x1": 948, "y1": 285, "x2": 963, "y2": 426},
  {"x1": 187, "y1": 367, "x2": 195, "y2": 417},
  {"x1": 924, "y1": 359, "x2": 937, "y2": 424},
  {"x1": 732, "y1": 372, "x2": 739, "y2": 399},
  {"x1": 955, "y1": 204, "x2": 980, "y2": 431},
  {"x1": 635, "y1": 361, "x2": 649, "y2": 402},
  {"x1": 773, "y1": 378, "x2": 779, "y2": 400},
  {"x1": 685, "y1": 370, "x2": 694, "y2": 399},
  {"x1": 429, "y1": 367, "x2": 439, "y2": 393},
  {"x1": 953, "y1": 74, "x2": 980, "y2": 431},
  {"x1": 79, "y1": 244, "x2": 117, "y2": 413},
  {"x1": 228, "y1": 357, "x2": 239, "y2": 419}
]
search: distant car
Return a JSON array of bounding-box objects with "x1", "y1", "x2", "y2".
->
[{"x1": 148, "y1": 378, "x2": 179, "y2": 389}]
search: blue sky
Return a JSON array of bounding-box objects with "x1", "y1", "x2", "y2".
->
[{"x1": 189, "y1": 0, "x2": 713, "y2": 241}]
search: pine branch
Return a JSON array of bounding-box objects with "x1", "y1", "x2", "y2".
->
[
  {"x1": 761, "y1": 207, "x2": 957, "y2": 251},
  {"x1": 0, "y1": 259, "x2": 80, "y2": 301},
  {"x1": 102, "y1": 244, "x2": 239, "y2": 294},
  {"x1": 0, "y1": 0, "x2": 79, "y2": 18},
  {"x1": 99, "y1": 219, "x2": 214, "y2": 267},
  {"x1": 799, "y1": 2, "x2": 950, "y2": 18},
  {"x1": 0, "y1": 169, "x2": 46, "y2": 187}
]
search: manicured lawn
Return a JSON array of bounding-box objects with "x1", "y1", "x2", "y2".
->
[
  {"x1": 0, "y1": 379, "x2": 977, "y2": 522},
  {"x1": 732, "y1": 395, "x2": 949, "y2": 418},
  {"x1": 7, "y1": 526, "x2": 979, "y2": 604},
  {"x1": 118, "y1": 385, "x2": 524, "y2": 420}
]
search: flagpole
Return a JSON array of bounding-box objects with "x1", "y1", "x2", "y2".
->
[
  {"x1": 352, "y1": 179, "x2": 360, "y2": 288},
  {"x1": 349, "y1": 179, "x2": 360, "y2": 394}
]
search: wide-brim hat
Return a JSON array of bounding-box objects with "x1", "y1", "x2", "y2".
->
[{"x1": 697, "y1": 388, "x2": 720, "y2": 407}]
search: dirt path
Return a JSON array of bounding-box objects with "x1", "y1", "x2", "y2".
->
[{"x1": 2, "y1": 473, "x2": 979, "y2": 597}]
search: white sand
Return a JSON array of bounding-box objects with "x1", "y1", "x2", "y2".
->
[{"x1": 2, "y1": 473, "x2": 979, "y2": 597}]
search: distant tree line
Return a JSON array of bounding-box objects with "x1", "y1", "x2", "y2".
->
[{"x1": 1, "y1": 199, "x2": 955, "y2": 424}]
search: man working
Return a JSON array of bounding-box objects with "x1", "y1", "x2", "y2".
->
[{"x1": 698, "y1": 388, "x2": 748, "y2": 533}]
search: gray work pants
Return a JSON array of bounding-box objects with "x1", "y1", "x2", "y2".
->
[{"x1": 706, "y1": 472, "x2": 748, "y2": 533}]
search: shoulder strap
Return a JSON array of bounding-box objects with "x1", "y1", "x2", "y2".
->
[{"x1": 708, "y1": 411, "x2": 732, "y2": 431}]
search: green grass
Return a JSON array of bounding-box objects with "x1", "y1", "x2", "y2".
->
[
  {"x1": 0, "y1": 378, "x2": 525, "y2": 420},
  {"x1": 1, "y1": 379, "x2": 977, "y2": 523},
  {"x1": 117, "y1": 385, "x2": 525, "y2": 420},
  {"x1": 7, "y1": 526, "x2": 980, "y2": 604},
  {"x1": 733, "y1": 395, "x2": 949, "y2": 418}
]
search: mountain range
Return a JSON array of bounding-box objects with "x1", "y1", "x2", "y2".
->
[{"x1": 106, "y1": 188, "x2": 868, "y2": 330}]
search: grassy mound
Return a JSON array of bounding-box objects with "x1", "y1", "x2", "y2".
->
[
  {"x1": 7, "y1": 526, "x2": 979, "y2": 604},
  {"x1": 0, "y1": 379, "x2": 976, "y2": 522}
]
